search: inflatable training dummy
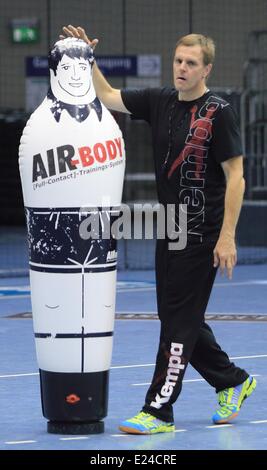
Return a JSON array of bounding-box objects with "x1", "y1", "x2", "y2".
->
[{"x1": 19, "y1": 38, "x2": 125, "y2": 434}]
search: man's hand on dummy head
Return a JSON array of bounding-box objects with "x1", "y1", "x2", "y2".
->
[{"x1": 60, "y1": 25, "x2": 99, "y2": 51}]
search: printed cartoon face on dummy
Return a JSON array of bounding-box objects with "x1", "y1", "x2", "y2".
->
[{"x1": 49, "y1": 37, "x2": 95, "y2": 104}]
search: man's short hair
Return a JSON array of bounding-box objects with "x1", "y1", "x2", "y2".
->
[
  {"x1": 175, "y1": 34, "x2": 215, "y2": 65},
  {"x1": 48, "y1": 38, "x2": 94, "y2": 74}
]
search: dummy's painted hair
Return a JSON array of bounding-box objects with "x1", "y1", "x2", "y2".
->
[{"x1": 48, "y1": 37, "x2": 94, "y2": 74}]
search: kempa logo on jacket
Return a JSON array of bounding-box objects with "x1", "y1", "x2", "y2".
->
[{"x1": 150, "y1": 342, "x2": 184, "y2": 409}]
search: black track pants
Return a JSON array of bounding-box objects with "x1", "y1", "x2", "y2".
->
[{"x1": 142, "y1": 239, "x2": 249, "y2": 422}]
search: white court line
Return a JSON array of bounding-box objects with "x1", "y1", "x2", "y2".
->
[
  {"x1": 174, "y1": 429, "x2": 187, "y2": 433},
  {"x1": 0, "y1": 287, "x2": 30, "y2": 291},
  {"x1": 0, "y1": 287, "x2": 156, "y2": 300},
  {"x1": 116, "y1": 280, "x2": 267, "y2": 292},
  {"x1": 59, "y1": 436, "x2": 90, "y2": 441},
  {"x1": 5, "y1": 440, "x2": 36, "y2": 444},
  {"x1": 111, "y1": 363, "x2": 155, "y2": 370},
  {"x1": 231, "y1": 355, "x2": 267, "y2": 360},
  {"x1": 119, "y1": 280, "x2": 267, "y2": 289},
  {"x1": 0, "y1": 295, "x2": 31, "y2": 300},
  {"x1": 117, "y1": 287, "x2": 155, "y2": 293},
  {"x1": 111, "y1": 356, "x2": 267, "y2": 371},
  {"x1": 0, "y1": 372, "x2": 38, "y2": 378},
  {"x1": 214, "y1": 280, "x2": 267, "y2": 287},
  {"x1": 132, "y1": 378, "x2": 207, "y2": 386},
  {"x1": 206, "y1": 425, "x2": 233, "y2": 429},
  {"x1": 250, "y1": 420, "x2": 267, "y2": 424},
  {"x1": 132, "y1": 374, "x2": 261, "y2": 386}
]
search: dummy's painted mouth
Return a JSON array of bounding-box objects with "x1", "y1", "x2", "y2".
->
[{"x1": 69, "y1": 83, "x2": 83, "y2": 87}]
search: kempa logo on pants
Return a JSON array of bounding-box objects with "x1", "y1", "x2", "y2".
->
[{"x1": 150, "y1": 342, "x2": 184, "y2": 409}]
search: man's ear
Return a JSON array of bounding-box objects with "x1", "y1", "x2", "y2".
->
[{"x1": 205, "y1": 63, "x2": 212, "y2": 79}]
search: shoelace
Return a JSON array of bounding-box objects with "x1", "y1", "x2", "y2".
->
[
  {"x1": 219, "y1": 387, "x2": 239, "y2": 406},
  {"x1": 130, "y1": 412, "x2": 152, "y2": 423},
  {"x1": 232, "y1": 387, "x2": 242, "y2": 404}
]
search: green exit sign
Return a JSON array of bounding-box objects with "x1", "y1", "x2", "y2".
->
[{"x1": 11, "y1": 19, "x2": 40, "y2": 44}]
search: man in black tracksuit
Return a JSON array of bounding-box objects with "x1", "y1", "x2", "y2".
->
[{"x1": 61, "y1": 26, "x2": 256, "y2": 434}]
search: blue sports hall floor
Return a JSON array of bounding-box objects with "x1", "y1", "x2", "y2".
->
[{"x1": 0, "y1": 265, "x2": 267, "y2": 451}]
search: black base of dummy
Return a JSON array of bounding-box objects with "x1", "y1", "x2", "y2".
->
[{"x1": 47, "y1": 420, "x2": 104, "y2": 434}]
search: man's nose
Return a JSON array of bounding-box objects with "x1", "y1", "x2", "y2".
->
[{"x1": 179, "y1": 61, "x2": 187, "y2": 71}]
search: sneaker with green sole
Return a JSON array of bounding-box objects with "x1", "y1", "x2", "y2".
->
[
  {"x1": 119, "y1": 411, "x2": 175, "y2": 434},
  {"x1": 212, "y1": 375, "x2": 257, "y2": 424}
]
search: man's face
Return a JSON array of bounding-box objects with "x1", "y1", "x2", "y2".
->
[
  {"x1": 173, "y1": 45, "x2": 212, "y2": 94},
  {"x1": 56, "y1": 53, "x2": 91, "y2": 97}
]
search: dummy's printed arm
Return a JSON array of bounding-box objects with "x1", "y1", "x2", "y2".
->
[
  {"x1": 61, "y1": 25, "x2": 130, "y2": 113},
  {"x1": 213, "y1": 156, "x2": 245, "y2": 279}
]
